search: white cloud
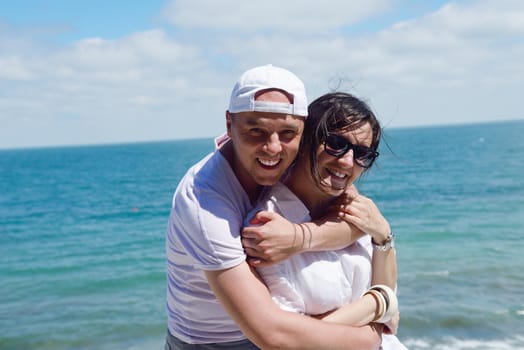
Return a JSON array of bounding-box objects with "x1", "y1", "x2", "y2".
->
[
  {"x1": 0, "y1": 26, "x2": 228, "y2": 148},
  {"x1": 0, "y1": 0, "x2": 523, "y2": 149},
  {"x1": 0, "y1": 56, "x2": 35, "y2": 80},
  {"x1": 162, "y1": 0, "x2": 390, "y2": 32}
]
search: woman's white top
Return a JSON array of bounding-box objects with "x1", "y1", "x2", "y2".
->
[
  {"x1": 245, "y1": 182, "x2": 408, "y2": 350},
  {"x1": 246, "y1": 182, "x2": 372, "y2": 315}
]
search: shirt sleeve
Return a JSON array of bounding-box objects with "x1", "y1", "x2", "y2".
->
[{"x1": 169, "y1": 156, "x2": 250, "y2": 271}]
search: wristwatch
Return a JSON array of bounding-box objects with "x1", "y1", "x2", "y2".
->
[{"x1": 372, "y1": 233, "x2": 395, "y2": 251}]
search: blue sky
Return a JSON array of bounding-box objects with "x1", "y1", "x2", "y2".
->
[
  {"x1": 1, "y1": 0, "x2": 523, "y2": 149},
  {"x1": 0, "y1": 1, "x2": 167, "y2": 42}
]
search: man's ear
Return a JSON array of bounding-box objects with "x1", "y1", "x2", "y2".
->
[{"x1": 226, "y1": 111, "x2": 232, "y2": 137}]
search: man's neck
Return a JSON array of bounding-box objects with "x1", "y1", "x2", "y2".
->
[{"x1": 219, "y1": 141, "x2": 262, "y2": 204}]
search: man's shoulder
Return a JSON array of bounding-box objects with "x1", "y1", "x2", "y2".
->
[
  {"x1": 191, "y1": 151, "x2": 231, "y2": 179},
  {"x1": 177, "y1": 151, "x2": 229, "y2": 188},
  {"x1": 174, "y1": 151, "x2": 248, "y2": 213}
]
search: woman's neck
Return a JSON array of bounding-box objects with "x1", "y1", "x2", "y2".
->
[{"x1": 284, "y1": 163, "x2": 333, "y2": 219}]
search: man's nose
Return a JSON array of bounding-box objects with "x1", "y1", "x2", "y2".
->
[{"x1": 264, "y1": 133, "x2": 283, "y2": 154}]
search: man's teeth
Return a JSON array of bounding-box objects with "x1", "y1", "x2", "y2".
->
[{"x1": 259, "y1": 158, "x2": 279, "y2": 166}]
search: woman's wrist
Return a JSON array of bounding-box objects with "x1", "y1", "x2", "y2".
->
[
  {"x1": 370, "y1": 221, "x2": 391, "y2": 245},
  {"x1": 363, "y1": 289, "x2": 386, "y2": 322},
  {"x1": 363, "y1": 285, "x2": 398, "y2": 324},
  {"x1": 371, "y1": 232, "x2": 395, "y2": 251}
]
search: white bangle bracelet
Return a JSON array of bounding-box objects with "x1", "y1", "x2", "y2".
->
[
  {"x1": 363, "y1": 289, "x2": 386, "y2": 322},
  {"x1": 369, "y1": 284, "x2": 398, "y2": 323}
]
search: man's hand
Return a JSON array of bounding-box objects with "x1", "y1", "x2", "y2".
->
[{"x1": 241, "y1": 211, "x2": 303, "y2": 267}]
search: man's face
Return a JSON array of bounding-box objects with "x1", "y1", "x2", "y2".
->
[{"x1": 226, "y1": 109, "x2": 304, "y2": 191}]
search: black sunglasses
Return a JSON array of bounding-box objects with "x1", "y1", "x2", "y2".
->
[{"x1": 324, "y1": 133, "x2": 379, "y2": 168}]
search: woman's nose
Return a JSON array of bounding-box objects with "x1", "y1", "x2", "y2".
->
[{"x1": 337, "y1": 148, "x2": 354, "y2": 168}]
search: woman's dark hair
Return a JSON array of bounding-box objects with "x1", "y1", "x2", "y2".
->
[{"x1": 300, "y1": 92, "x2": 382, "y2": 188}]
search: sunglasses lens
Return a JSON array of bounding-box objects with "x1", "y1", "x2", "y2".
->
[
  {"x1": 354, "y1": 149, "x2": 376, "y2": 168},
  {"x1": 325, "y1": 134, "x2": 348, "y2": 156},
  {"x1": 325, "y1": 134, "x2": 378, "y2": 168}
]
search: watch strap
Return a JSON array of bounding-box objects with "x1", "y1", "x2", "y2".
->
[{"x1": 372, "y1": 232, "x2": 395, "y2": 251}]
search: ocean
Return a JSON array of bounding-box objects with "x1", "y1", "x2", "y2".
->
[{"x1": 1, "y1": 120, "x2": 523, "y2": 350}]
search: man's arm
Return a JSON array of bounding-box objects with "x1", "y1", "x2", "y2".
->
[
  {"x1": 241, "y1": 185, "x2": 366, "y2": 266},
  {"x1": 205, "y1": 261, "x2": 382, "y2": 350},
  {"x1": 242, "y1": 192, "x2": 397, "y2": 289}
]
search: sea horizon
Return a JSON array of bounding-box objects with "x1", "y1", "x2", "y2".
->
[{"x1": 2, "y1": 118, "x2": 522, "y2": 152}]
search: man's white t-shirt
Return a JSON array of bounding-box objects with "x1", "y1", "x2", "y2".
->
[{"x1": 166, "y1": 150, "x2": 252, "y2": 343}]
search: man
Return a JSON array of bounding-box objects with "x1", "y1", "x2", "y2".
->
[{"x1": 165, "y1": 64, "x2": 384, "y2": 349}]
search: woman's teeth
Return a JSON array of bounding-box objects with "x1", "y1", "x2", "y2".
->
[{"x1": 329, "y1": 169, "x2": 347, "y2": 178}]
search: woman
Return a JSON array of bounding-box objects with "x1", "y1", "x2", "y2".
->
[{"x1": 246, "y1": 92, "x2": 407, "y2": 349}]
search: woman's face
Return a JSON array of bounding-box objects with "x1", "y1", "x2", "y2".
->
[{"x1": 315, "y1": 121, "x2": 374, "y2": 196}]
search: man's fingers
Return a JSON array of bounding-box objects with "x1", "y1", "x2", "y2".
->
[
  {"x1": 241, "y1": 237, "x2": 259, "y2": 250},
  {"x1": 246, "y1": 257, "x2": 263, "y2": 267},
  {"x1": 241, "y1": 228, "x2": 257, "y2": 239},
  {"x1": 245, "y1": 248, "x2": 273, "y2": 267},
  {"x1": 243, "y1": 246, "x2": 259, "y2": 255},
  {"x1": 250, "y1": 210, "x2": 275, "y2": 224}
]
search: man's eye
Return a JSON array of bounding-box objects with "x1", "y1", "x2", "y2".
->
[
  {"x1": 280, "y1": 130, "x2": 298, "y2": 141},
  {"x1": 249, "y1": 128, "x2": 264, "y2": 136}
]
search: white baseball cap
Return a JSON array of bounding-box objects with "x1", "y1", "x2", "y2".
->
[{"x1": 228, "y1": 64, "x2": 308, "y2": 117}]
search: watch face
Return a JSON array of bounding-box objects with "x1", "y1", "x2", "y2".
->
[{"x1": 373, "y1": 234, "x2": 394, "y2": 250}]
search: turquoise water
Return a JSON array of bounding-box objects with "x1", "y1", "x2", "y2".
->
[{"x1": 1, "y1": 120, "x2": 524, "y2": 349}]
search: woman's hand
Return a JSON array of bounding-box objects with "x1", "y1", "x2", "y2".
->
[
  {"x1": 337, "y1": 192, "x2": 390, "y2": 245},
  {"x1": 383, "y1": 310, "x2": 400, "y2": 335}
]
